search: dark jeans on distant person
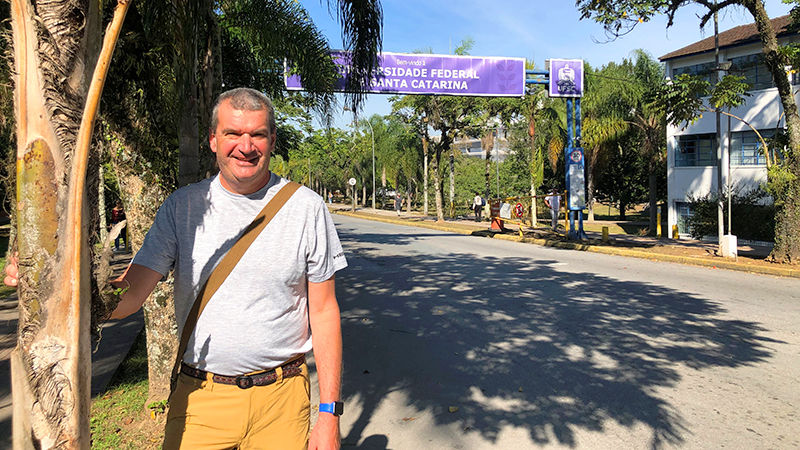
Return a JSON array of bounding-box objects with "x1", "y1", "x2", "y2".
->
[
  {"x1": 114, "y1": 226, "x2": 127, "y2": 250},
  {"x1": 550, "y1": 209, "x2": 558, "y2": 228},
  {"x1": 474, "y1": 205, "x2": 482, "y2": 221}
]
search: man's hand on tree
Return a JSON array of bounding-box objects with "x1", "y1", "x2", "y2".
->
[{"x1": 4, "y1": 252, "x2": 18, "y2": 287}]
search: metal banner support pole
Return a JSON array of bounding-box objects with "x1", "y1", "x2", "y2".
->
[
  {"x1": 575, "y1": 98, "x2": 587, "y2": 239},
  {"x1": 566, "y1": 98, "x2": 575, "y2": 239}
]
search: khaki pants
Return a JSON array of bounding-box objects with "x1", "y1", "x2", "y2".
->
[{"x1": 163, "y1": 363, "x2": 310, "y2": 449}]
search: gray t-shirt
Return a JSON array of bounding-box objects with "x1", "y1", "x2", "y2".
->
[{"x1": 133, "y1": 173, "x2": 347, "y2": 374}]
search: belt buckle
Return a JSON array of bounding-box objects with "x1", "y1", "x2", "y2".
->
[{"x1": 235, "y1": 375, "x2": 254, "y2": 389}]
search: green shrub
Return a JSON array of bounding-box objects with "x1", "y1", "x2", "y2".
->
[{"x1": 686, "y1": 187, "x2": 775, "y2": 242}]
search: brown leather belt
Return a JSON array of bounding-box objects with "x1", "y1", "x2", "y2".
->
[{"x1": 180, "y1": 356, "x2": 305, "y2": 389}]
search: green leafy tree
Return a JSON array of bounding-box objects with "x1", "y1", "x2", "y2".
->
[
  {"x1": 576, "y1": 0, "x2": 800, "y2": 262},
  {"x1": 582, "y1": 61, "x2": 631, "y2": 220},
  {"x1": 595, "y1": 133, "x2": 650, "y2": 219},
  {"x1": 582, "y1": 51, "x2": 667, "y2": 230},
  {"x1": 391, "y1": 41, "x2": 476, "y2": 219}
]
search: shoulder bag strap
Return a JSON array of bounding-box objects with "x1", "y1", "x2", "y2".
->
[{"x1": 170, "y1": 181, "x2": 302, "y2": 391}]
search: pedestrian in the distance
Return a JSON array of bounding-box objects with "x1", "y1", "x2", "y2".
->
[
  {"x1": 544, "y1": 188, "x2": 561, "y2": 229},
  {"x1": 110, "y1": 201, "x2": 127, "y2": 251},
  {"x1": 394, "y1": 192, "x2": 402, "y2": 216},
  {"x1": 472, "y1": 192, "x2": 483, "y2": 221}
]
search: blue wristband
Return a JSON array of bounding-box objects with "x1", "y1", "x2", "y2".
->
[{"x1": 319, "y1": 401, "x2": 343, "y2": 416}]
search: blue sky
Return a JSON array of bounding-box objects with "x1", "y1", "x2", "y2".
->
[{"x1": 300, "y1": 0, "x2": 793, "y2": 128}]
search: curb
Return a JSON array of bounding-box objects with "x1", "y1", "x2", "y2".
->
[{"x1": 332, "y1": 209, "x2": 800, "y2": 279}]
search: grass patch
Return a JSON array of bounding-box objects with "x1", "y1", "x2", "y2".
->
[{"x1": 90, "y1": 331, "x2": 164, "y2": 449}]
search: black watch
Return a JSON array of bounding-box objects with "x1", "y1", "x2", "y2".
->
[{"x1": 319, "y1": 401, "x2": 344, "y2": 416}]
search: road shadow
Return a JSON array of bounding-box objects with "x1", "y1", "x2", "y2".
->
[{"x1": 334, "y1": 226, "x2": 777, "y2": 449}]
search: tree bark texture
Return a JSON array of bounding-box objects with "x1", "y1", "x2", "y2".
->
[
  {"x1": 482, "y1": 131, "x2": 494, "y2": 200},
  {"x1": 430, "y1": 143, "x2": 444, "y2": 222},
  {"x1": 422, "y1": 137, "x2": 429, "y2": 216},
  {"x1": 448, "y1": 148, "x2": 455, "y2": 217},
  {"x1": 744, "y1": 0, "x2": 800, "y2": 262},
  {"x1": 176, "y1": 1, "x2": 202, "y2": 187},
  {"x1": 528, "y1": 117, "x2": 539, "y2": 225},
  {"x1": 649, "y1": 170, "x2": 658, "y2": 236},
  {"x1": 109, "y1": 136, "x2": 177, "y2": 404},
  {"x1": 10, "y1": 0, "x2": 102, "y2": 447}
]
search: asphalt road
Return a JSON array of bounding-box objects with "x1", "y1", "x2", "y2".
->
[{"x1": 329, "y1": 214, "x2": 800, "y2": 449}]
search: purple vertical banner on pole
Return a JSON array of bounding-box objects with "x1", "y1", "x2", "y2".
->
[
  {"x1": 285, "y1": 51, "x2": 525, "y2": 97},
  {"x1": 548, "y1": 59, "x2": 584, "y2": 98}
]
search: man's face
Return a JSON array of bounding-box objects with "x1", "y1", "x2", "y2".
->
[{"x1": 210, "y1": 100, "x2": 275, "y2": 195}]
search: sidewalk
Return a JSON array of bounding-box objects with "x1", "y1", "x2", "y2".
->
[{"x1": 329, "y1": 203, "x2": 799, "y2": 279}]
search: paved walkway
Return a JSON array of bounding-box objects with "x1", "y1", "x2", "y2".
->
[{"x1": 329, "y1": 203, "x2": 798, "y2": 278}]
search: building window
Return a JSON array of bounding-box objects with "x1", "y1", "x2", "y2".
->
[
  {"x1": 672, "y1": 62, "x2": 716, "y2": 85},
  {"x1": 676, "y1": 134, "x2": 717, "y2": 167},
  {"x1": 729, "y1": 54, "x2": 774, "y2": 90},
  {"x1": 730, "y1": 129, "x2": 775, "y2": 166},
  {"x1": 676, "y1": 201, "x2": 693, "y2": 235}
]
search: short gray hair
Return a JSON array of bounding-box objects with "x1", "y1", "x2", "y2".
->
[{"x1": 210, "y1": 88, "x2": 276, "y2": 134}]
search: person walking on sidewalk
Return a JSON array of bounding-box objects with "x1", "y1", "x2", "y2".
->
[
  {"x1": 7, "y1": 88, "x2": 347, "y2": 449},
  {"x1": 544, "y1": 188, "x2": 561, "y2": 229},
  {"x1": 394, "y1": 192, "x2": 403, "y2": 216},
  {"x1": 472, "y1": 192, "x2": 484, "y2": 221},
  {"x1": 109, "y1": 201, "x2": 127, "y2": 251}
]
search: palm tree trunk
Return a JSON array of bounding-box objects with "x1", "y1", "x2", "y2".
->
[
  {"x1": 586, "y1": 168, "x2": 595, "y2": 221},
  {"x1": 107, "y1": 129, "x2": 177, "y2": 405},
  {"x1": 430, "y1": 144, "x2": 444, "y2": 221},
  {"x1": 422, "y1": 136, "x2": 429, "y2": 216},
  {"x1": 177, "y1": 82, "x2": 200, "y2": 186},
  {"x1": 406, "y1": 180, "x2": 413, "y2": 213},
  {"x1": 10, "y1": 1, "x2": 127, "y2": 446},
  {"x1": 449, "y1": 147, "x2": 455, "y2": 217},
  {"x1": 529, "y1": 117, "x2": 539, "y2": 226},
  {"x1": 649, "y1": 169, "x2": 658, "y2": 235},
  {"x1": 744, "y1": 0, "x2": 800, "y2": 262},
  {"x1": 176, "y1": 3, "x2": 202, "y2": 187},
  {"x1": 482, "y1": 131, "x2": 494, "y2": 200}
]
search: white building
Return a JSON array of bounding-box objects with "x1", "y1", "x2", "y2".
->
[
  {"x1": 454, "y1": 128, "x2": 511, "y2": 162},
  {"x1": 660, "y1": 15, "x2": 799, "y2": 238}
]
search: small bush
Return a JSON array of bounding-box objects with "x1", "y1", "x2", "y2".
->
[{"x1": 686, "y1": 187, "x2": 775, "y2": 242}]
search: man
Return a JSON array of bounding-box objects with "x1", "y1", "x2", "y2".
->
[
  {"x1": 472, "y1": 192, "x2": 483, "y2": 222},
  {"x1": 109, "y1": 201, "x2": 127, "y2": 251},
  {"x1": 544, "y1": 188, "x2": 561, "y2": 229},
  {"x1": 394, "y1": 192, "x2": 402, "y2": 216},
  {"x1": 8, "y1": 88, "x2": 347, "y2": 449}
]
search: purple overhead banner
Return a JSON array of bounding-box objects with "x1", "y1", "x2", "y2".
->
[
  {"x1": 285, "y1": 51, "x2": 525, "y2": 97},
  {"x1": 549, "y1": 59, "x2": 584, "y2": 97}
]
